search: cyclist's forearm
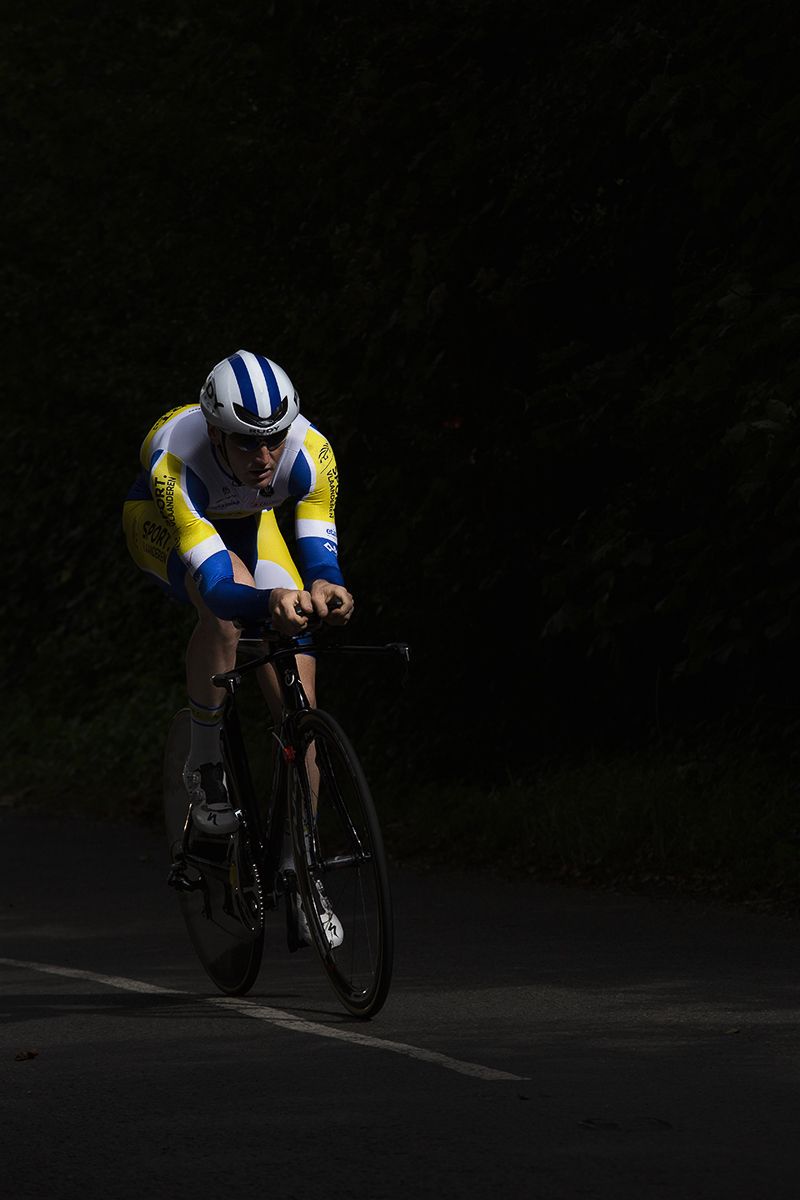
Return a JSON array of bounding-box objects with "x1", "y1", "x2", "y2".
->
[
  {"x1": 294, "y1": 514, "x2": 344, "y2": 589},
  {"x1": 199, "y1": 577, "x2": 272, "y2": 622},
  {"x1": 299, "y1": 554, "x2": 345, "y2": 588},
  {"x1": 190, "y1": 548, "x2": 269, "y2": 622}
]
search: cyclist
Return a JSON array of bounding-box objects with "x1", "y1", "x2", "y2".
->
[{"x1": 123, "y1": 349, "x2": 354, "y2": 838}]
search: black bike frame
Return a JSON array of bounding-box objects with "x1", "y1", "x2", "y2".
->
[{"x1": 210, "y1": 633, "x2": 409, "y2": 907}]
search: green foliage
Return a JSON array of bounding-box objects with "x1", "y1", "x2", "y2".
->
[
  {"x1": 535, "y1": 3, "x2": 800, "y2": 708},
  {"x1": 378, "y1": 751, "x2": 800, "y2": 908}
]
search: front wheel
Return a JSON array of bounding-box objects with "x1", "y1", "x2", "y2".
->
[{"x1": 289, "y1": 710, "x2": 393, "y2": 1019}]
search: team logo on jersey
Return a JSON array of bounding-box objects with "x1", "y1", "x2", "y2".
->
[
  {"x1": 326, "y1": 465, "x2": 339, "y2": 519},
  {"x1": 152, "y1": 474, "x2": 176, "y2": 522}
]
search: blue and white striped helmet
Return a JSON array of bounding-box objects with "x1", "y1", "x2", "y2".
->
[{"x1": 200, "y1": 350, "x2": 300, "y2": 436}]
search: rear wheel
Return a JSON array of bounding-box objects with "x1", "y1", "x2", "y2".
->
[
  {"x1": 289, "y1": 709, "x2": 393, "y2": 1018},
  {"x1": 164, "y1": 710, "x2": 263, "y2": 996}
]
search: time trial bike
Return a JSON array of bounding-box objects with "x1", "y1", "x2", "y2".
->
[{"x1": 163, "y1": 615, "x2": 408, "y2": 1019}]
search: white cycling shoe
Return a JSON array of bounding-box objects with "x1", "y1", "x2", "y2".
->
[
  {"x1": 298, "y1": 879, "x2": 344, "y2": 949},
  {"x1": 184, "y1": 762, "x2": 239, "y2": 836}
]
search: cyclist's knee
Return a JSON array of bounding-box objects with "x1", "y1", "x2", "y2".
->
[
  {"x1": 185, "y1": 577, "x2": 241, "y2": 649},
  {"x1": 195, "y1": 606, "x2": 242, "y2": 649}
]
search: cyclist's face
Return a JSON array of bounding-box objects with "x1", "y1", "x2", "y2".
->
[{"x1": 208, "y1": 424, "x2": 287, "y2": 488}]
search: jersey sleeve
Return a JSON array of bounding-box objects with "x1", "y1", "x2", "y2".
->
[
  {"x1": 150, "y1": 448, "x2": 273, "y2": 621},
  {"x1": 290, "y1": 431, "x2": 345, "y2": 587}
]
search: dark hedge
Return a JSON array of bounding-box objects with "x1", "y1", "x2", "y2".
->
[{"x1": 3, "y1": 0, "x2": 800, "y2": 812}]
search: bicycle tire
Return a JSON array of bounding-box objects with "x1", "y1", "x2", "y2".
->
[
  {"x1": 288, "y1": 709, "x2": 393, "y2": 1018},
  {"x1": 163, "y1": 709, "x2": 263, "y2": 996}
]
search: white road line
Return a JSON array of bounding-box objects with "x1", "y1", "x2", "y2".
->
[
  {"x1": 207, "y1": 996, "x2": 526, "y2": 1079},
  {"x1": 0, "y1": 958, "x2": 179, "y2": 995},
  {"x1": 0, "y1": 957, "x2": 528, "y2": 1082}
]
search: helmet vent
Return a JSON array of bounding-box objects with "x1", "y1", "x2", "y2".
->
[{"x1": 232, "y1": 396, "x2": 288, "y2": 429}]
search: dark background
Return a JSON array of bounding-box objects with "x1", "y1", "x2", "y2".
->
[{"x1": 3, "y1": 0, "x2": 800, "y2": 818}]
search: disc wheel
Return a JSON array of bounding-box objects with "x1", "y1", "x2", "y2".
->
[
  {"x1": 164, "y1": 710, "x2": 263, "y2": 996},
  {"x1": 289, "y1": 709, "x2": 393, "y2": 1018}
]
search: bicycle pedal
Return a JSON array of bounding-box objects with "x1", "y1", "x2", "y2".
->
[{"x1": 167, "y1": 862, "x2": 202, "y2": 893}]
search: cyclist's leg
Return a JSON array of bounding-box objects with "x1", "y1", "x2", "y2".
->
[
  {"x1": 256, "y1": 653, "x2": 317, "y2": 723},
  {"x1": 181, "y1": 554, "x2": 255, "y2": 829},
  {"x1": 125, "y1": 496, "x2": 317, "y2": 774},
  {"x1": 184, "y1": 551, "x2": 253, "y2": 716},
  {"x1": 183, "y1": 553, "x2": 314, "y2": 776},
  {"x1": 252, "y1": 510, "x2": 317, "y2": 723},
  {"x1": 125, "y1": 498, "x2": 240, "y2": 825},
  {"x1": 253, "y1": 512, "x2": 320, "y2": 874},
  {"x1": 123, "y1": 497, "x2": 188, "y2": 600}
]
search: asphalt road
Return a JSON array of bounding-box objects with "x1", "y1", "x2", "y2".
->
[{"x1": 2, "y1": 811, "x2": 800, "y2": 1199}]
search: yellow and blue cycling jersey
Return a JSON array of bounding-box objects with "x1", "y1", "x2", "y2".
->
[{"x1": 123, "y1": 405, "x2": 343, "y2": 622}]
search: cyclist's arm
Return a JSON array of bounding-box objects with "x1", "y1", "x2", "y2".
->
[
  {"x1": 287, "y1": 433, "x2": 353, "y2": 625},
  {"x1": 150, "y1": 450, "x2": 272, "y2": 622},
  {"x1": 291, "y1": 432, "x2": 345, "y2": 589},
  {"x1": 193, "y1": 552, "x2": 274, "y2": 622}
]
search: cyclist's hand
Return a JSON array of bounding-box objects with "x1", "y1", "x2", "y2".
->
[
  {"x1": 310, "y1": 580, "x2": 354, "y2": 626},
  {"x1": 269, "y1": 587, "x2": 314, "y2": 635}
]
